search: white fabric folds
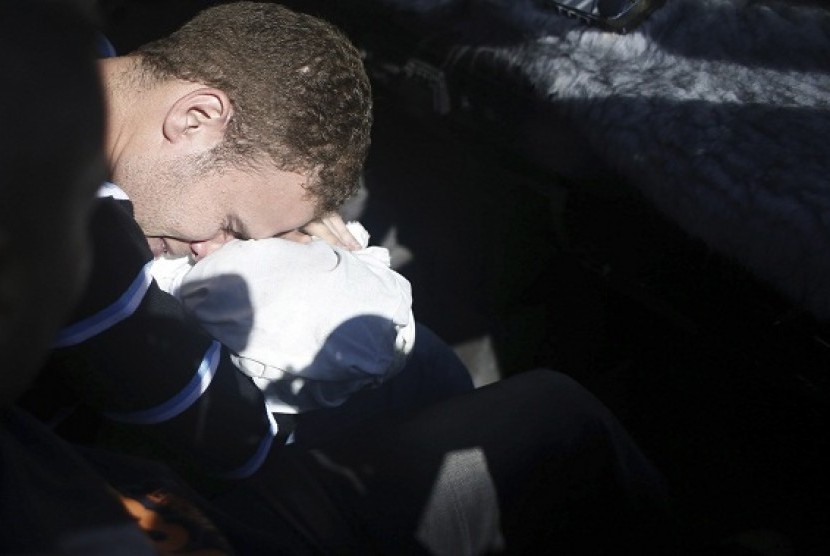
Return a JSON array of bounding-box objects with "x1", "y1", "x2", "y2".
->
[{"x1": 150, "y1": 223, "x2": 415, "y2": 414}]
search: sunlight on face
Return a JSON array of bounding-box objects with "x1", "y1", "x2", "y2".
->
[{"x1": 137, "y1": 159, "x2": 318, "y2": 260}]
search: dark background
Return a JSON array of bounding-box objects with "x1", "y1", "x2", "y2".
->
[{"x1": 99, "y1": 1, "x2": 829, "y2": 553}]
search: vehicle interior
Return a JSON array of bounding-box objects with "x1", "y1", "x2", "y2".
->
[{"x1": 99, "y1": 1, "x2": 829, "y2": 553}]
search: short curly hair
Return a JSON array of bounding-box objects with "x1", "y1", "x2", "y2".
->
[{"x1": 136, "y1": 1, "x2": 372, "y2": 215}]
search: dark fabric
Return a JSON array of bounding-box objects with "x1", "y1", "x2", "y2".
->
[
  {"x1": 26, "y1": 198, "x2": 275, "y2": 479},
  {"x1": 0, "y1": 407, "x2": 155, "y2": 555},
  {"x1": 22, "y1": 197, "x2": 480, "y2": 484},
  {"x1": 16, "y1": 197, "x2": 674, "y2": 554},
  {"x1": 80, "y1": 445, "x2": 313, "y2": 556},
  {"x1": 291, "y1": 322, "x2": 475, "y2": 446},
  {"x1": 5, "y1": 370, "x2": 675, "y2": 554},
  {"x1": 0, "y1": 406, "x2": 275, "y2": 555},
  {"x1": 216, "y1": 369, "x2": 676, "y2": 555}
]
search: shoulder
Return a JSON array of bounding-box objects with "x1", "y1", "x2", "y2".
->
[{"x1": 64, "y1": 196, "x2": 151, "y2": 321}]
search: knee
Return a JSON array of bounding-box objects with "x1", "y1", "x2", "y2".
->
[
  {"x1": 409, "y1": 323, "x2": 474, "y2": 393},
  {"x1": 504, "y1": 368, "x2": 613, "y2": 422},
  {"x1": 516, "y1": 368, "x2": 592, "y2": 397}
]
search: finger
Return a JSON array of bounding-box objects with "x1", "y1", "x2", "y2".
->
[
  {"x1": 302, "y1": 215, "x2": 361, "y2": 250},
  {"x1": 279, "y1": 230, "x2": 313, "y2": 244},
  {"x1": 321, "y1": 213, "x2": 361, "y2": 250},
  {"x1": 301, "y1": 220, "x2": 343, "y2": 247}
]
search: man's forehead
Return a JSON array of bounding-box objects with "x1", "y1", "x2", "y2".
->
[{"x1": 229, "y1": 173, "x2": 318, "y2": 239}]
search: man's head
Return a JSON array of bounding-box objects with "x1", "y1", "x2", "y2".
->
[
  {"x1": 106, "y1": 2, "x2": 372, "y2": 257},
  {"x1": 0, "y1": 2, "x2": 105, "y2": 405}
]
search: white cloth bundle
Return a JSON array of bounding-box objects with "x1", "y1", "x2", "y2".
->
[{"x1": 150, "y1": 223, "x2": 416, "y2": 413}]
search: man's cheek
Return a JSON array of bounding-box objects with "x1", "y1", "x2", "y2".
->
[{"x1": 164, "y1": 239, "x2": 194, "y2": 259}]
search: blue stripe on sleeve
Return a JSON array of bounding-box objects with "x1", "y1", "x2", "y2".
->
[
  {"x1": 96, "y1": 33, "x2": 117, "y2": 58},
  {"x1": 53, "y1": 261, "x2": 154, "y2": 348},
  {"x1": 218, "y1": 409, "x2": 279, "y2": 479},
  {"x1": 102, "y1": 340, "x2": 221, "y2": 425}
]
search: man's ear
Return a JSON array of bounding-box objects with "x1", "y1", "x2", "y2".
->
[{"x1": 162, "y1": 87, "x2": 233, "y2": 152}]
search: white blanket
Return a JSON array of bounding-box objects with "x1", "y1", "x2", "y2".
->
[{"x1": 150, "y1": 223, "x2": 416, "y2": 414}]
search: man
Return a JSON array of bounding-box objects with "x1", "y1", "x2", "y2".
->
[
  {"x1": 1, "y1": 9, "x2": 314, "y2": 549},
  {"x1": 20, "y1": 2, "x2": 677, "y2": 554},
  {"x1": 102, "y1": 1, "x2": 371, "y2": 258},
  {"x1": 27, "y1": 1, "x2": 473, "y2": 484}
]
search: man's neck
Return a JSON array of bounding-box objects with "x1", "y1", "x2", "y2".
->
[{"x1": 99, "y1": 56, "x2": 143, "y2": 184}]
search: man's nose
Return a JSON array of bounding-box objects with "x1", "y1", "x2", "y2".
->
[{"x1": 190, "y1": 231, "x2": 234, "y2": 261}]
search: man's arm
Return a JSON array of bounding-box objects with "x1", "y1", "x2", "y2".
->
[{"x1": 43, "y1": 198, "x2": 278, "y2": 481}]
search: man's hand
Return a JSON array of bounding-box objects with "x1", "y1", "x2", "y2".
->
[{"x1": 291, "y1": 213, "x2": 361, "y2": 250}]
